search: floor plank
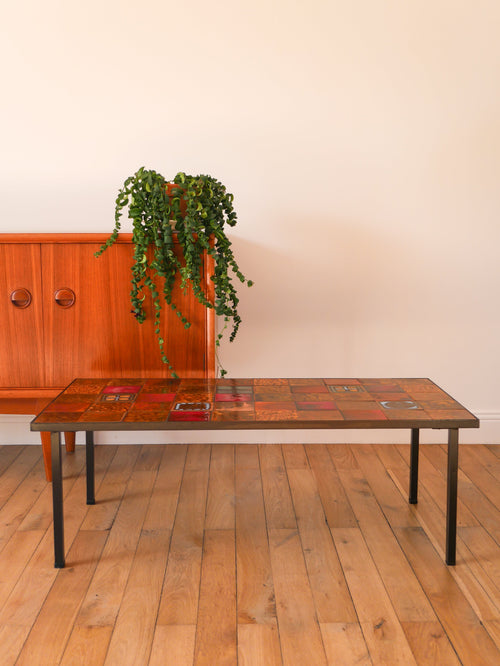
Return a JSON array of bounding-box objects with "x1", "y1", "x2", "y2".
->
[
  {"x1": 205, "y1": 444, "x2": 235, "y2": 530},
  {"x1": 157, "y1": 446, "x2": 211, "y2": 626},
  {"x1": 332, "y1": 527, "x2": 418, "y2": 665},
  {"x1": 395, "y1": 525, "x2": 500, "y2": 665},
  {"x1": 268, "y1": 527, "x2": 328, "y2": 665},
  {"x1": 259, "y1": 445, "x2": 296, "y2": 530},
  {"x1": 149, "y1": 625, "x2": 196, "y2": 666},
  {"x1": 16, "y1": 530, "x2": 107, "y2": 665},
  {"x1": 330, "y1": 445, "x2": 436, "y2": 623},
  {"x1": 305, "y1": 444, "x2": 357, "y2": 528},
  {"x1": 320, "y1": 622, "x2": 371, "y2": 665},
  {"x1": 103, "y1": 529, "x2": 171, "y2": 665},
  {"x1": 284, "y1": 464, "x2": 357, "y2": 623},
  {"x1": 235, "y1": 445, "x2": 277, "y2": 626},
  {"x1": 194, "y1": 529, "x2": 237, "y2": 666},
  {"x1": 0, "y1": 443, "x2": 498, "y2": 665},
  {"x1": 238, "y1": 624, "x2": 282, "y2": 666}
]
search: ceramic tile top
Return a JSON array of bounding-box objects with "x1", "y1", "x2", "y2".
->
[{"x1": 31, "y1": 378, "x2": 479, "y2": 429}]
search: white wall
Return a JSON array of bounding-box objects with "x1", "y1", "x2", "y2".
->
[{"x1": 1, "y1": 1, "x2": 499, "y2": 443}]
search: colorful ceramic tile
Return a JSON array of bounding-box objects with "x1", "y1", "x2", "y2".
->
[
  {"x1": 338, "y1": 409, "x2": 387, "y2": 421},
  {"x1": 215, "y1": 394, "x2": 252, "y2": 402},
  {"x1": 64, "y1": 379, "x2": 108, "y2": 394},
  {"x1": 211, "y1": 401, "x2": 254, "y2": 410},
  {"x1": 296, "y1": 393, "x2": 336, "y2": 402},
  {"x1": 102, "y1": 385, "x2": 142, "y2": 394},
  {"x1": 361, "y1": 383, "x2": 403, "y2": 394},
  {"x1": 175, "y1": 393, "x2": 213, "y2": 403},
  {"x1": 124, "y1": 409, "x2": 170, "y2": 422},
  {"x1": 142, "y1": 380, "x2": 180, "y2": 393},
  {"x1": 128, "y1": 401, "x2": 172, "y2": 411},
  {"x1": 399, "y1": 381, "x2": 442, "y2": 393},
  {"x1": 168, "y1": 411, "x2": 211, "y2": 422},
  {"x1": 254, "y1": 392, "x2": 294, "y2": 402},
  {"x1": 291, "y1": 385, "x2": 330, "y2": 393},
  {"x1": 101, "y1": 393, "x2": 136, "y2": 403},
  {"x1": 35, "y1": 411, "x2": 84, "y2": 423},
  {"x1": 380, "y1": 400, "x2": 421, "y2": 410},
  {"x1": 412, "y1": 398, "x2": 458, "y2": 409},
  {"x1": 328, "y1": 385, "x2": 366, "y2": 394},
  {"x1": 296, "y1": 410, "x2": 344, "y2": 421},
  {"x1": 424, "y1": 410, "x2": 477, "y2": 421},
  {"x1": 407, "y1": 392, "x2": 449, "y2": 402},
  {"x1": 296, "y1": 401, "x2": 337, "y2": 410},
  {"x1": 369, "y1": 392, "x2": 411, "y2": 401},
  {"x1": 216, "y1": 385, "x2": 253, "y2": 394},
  {"x1": 134, "y1": 393, "x2": 176, "y2": 403},
  {"x1": 336, "y1": 401, "x2": 381, "y2": 411},
  {"x1": 254, "y1": 401, "x2": 296, "y2": 411},
  {"x1": 43, "y1": 401, "x2": 89, "y2": 413},
  {"x1": 173, "y1": 402, "x2": 211, "y2": 411},
  {"x1": 216, "y1": 378, "x2": 255, "y2": 386},
  {"x1": 255, "y1": 409, "x2": 299, "y2": 421},
  {"x1": 253, "y1": 378, "x2": 289, "y2": 386},
  {"x1": 212, "y1": 410, "x2": 256, "y2": 422},
  {"x1": 80, "y1": 407, "x2": 127, "y2": 422},
  {"x1": 289, "y1": 378, "x2": 326, "y2": 386},
  {"x1": 383, "y1": 410, "x2": 431, "y2": 421},
  {"x1": 324, "y1": 379, "x2": 361, "y2": 385}
]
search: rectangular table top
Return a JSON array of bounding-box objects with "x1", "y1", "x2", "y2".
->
[{"x1": 30, "y1": 378, "x2": 479, "y2": 432}]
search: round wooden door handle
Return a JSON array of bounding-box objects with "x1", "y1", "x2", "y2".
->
[
  {"x1": 54, "y1": 288, "x2": 76, "y2": 308},
  {"x1": 10, "y1": 288, "x2": 32, "y2": 308}
]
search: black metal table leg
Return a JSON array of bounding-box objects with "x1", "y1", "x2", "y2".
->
[
  {"x1": 446, "y1": 428, "x2": 459, "y2": 565},
  {"x1": 51, "y1": 431, "x2": 65, "y2": 568},
  {"x1": 409, "y1": 428, "x2": 420, "y2": 504},
  {"x1": 86, "y1": 431, "x2": 95, "y2": 505}
]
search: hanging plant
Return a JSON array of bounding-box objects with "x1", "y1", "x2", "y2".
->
[{"x1": 96, "y1": 167, "x2": 253, "y2": 377}]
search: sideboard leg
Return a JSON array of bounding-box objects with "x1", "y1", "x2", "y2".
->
[
  {"x1": 64, "y1": 431, "x2": 76, "y2": 453},
  {"x1": 86, "y1": 431, "x2": 95, "y2": 505},
  {"x1": 409, "y1": 428, "x2": 420, "y2": 504},
  {"x1": 51, "y1": 431, "x2": 65, "y2": 568},
  {"x1": 446, "y1": 428, "x2": 459, "y2": 565}
]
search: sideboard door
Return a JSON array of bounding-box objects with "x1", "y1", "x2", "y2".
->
[
  {"x1": 41, "y1": 242, "x2": 210, "y2": 387},
  {"x1": 0, "y1": 243, "x2": 45, "y2": 387}
]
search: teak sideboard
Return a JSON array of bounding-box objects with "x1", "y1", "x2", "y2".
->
[{"x1": 0, "y1": 233, "x2": 215, "y2": 477}]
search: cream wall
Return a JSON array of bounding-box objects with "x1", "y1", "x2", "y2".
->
[{"x1": 1, "y1": 1, "x2": 499, "y2": 443}]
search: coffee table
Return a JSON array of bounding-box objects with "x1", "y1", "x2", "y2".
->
[{"x1": 31, "y1": 377, "x2": 479, "y2": 567}]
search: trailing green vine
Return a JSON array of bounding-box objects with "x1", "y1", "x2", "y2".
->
[{"x1": 96, "y1": 167, "x2": 253, "y2": 377}]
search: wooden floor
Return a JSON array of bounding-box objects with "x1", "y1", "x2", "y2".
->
[{"x1": 0, "y1": 443, "x2": 499, "y2": 665}]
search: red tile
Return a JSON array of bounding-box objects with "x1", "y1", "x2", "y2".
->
[
  {"x1": 168, "y1": 411, "x2": 211, "y2": 422},
  {"x1": 102, "y1": 385, "x2": 142, "y2": 394},
  {"x1": 135, "y1": 393, "x2": 176, "y2": 403}
]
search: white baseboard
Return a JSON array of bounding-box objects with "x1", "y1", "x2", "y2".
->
[{"x1": 0, "y1": 411, "x2": 498, "y2": 445}]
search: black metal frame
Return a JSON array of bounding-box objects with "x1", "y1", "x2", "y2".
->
[
  {"x1": 47, "y1": 425, "x2": 462, "y2": 568},
  {"x1": 407, "y1": 427, "x2": 459, "y2": 565}
]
